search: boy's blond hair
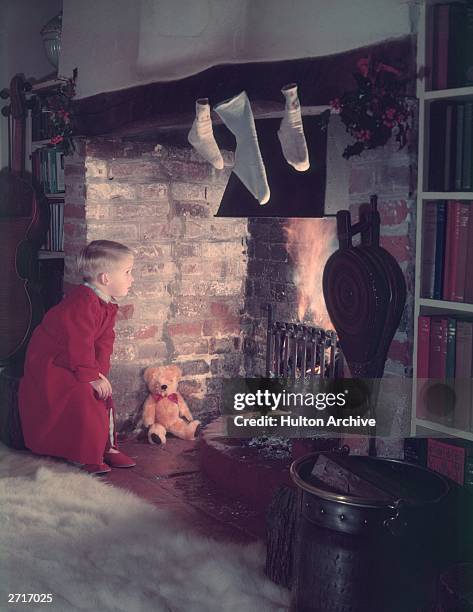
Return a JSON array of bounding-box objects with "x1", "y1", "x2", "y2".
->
[{"x1": 77, "y1": 240, "x2": 133, "y2": 282}]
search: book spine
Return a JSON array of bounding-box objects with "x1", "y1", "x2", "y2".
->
[
  {"x1": 443, "y1": 201, "x2": 459, "y2": 301},
  {"x1": 465, "y1": 201, "x2": 473, "y2": 303},
  {"x1": 454, "y1": 320, "x2": 473, "y2": 431},
  {"x1": 452, "y1": 202, "x2": 471, "y2": 301},
  {"x1": 435, "y1": 4, "x2": 450, "y2": 90},
  {"x1": 429, "y1": 317, "x2": 448, "y2": 379},
  {"x1": 434, "y1": 201, "x2": 447, "y2": 299},
  {"x1": 427, "y1": 438, "x2": 466, "y2": 485},
  {"x1": 462, "y1": 102, "x2": 473, "y2": 190},
  {"x1": 444, "y1": 104, "x2": 454, "y2": 190},
  {"x1": 455, "y1": 104, "x2": 465, "y2": 191},
  {"x1": 446, "y1": 317, "x2": 456, "y2": 379},
  {"x1": 421, "y1": 202, "x2": 437, "y2": 298},
  {"x1": 56, "y1": 152, "x2": 65, "y2": 192},
  {"x1": 448, "y1": 4, "x2": 467, "y2": 88},
  {"x1": 464, "y1": 3, "x2": 473, "y2": 86},
  {"x1": 417, "y1": 316, "x2": 431, "y2": 379},
  {"x1": 429, "y1": 103, "x2": 447, "y2": 191}
]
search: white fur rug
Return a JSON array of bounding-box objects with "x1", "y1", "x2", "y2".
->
[{"x1": 0, "y1": 445, "x2": 289, "y2": 612}]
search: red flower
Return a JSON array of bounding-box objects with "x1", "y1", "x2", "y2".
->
[
  {"x1": 50, "y1": 135, "x2": 64, "y2": 145},
  {"x1": 330, "y1": 97, "x2": 342, "y2": 113}
]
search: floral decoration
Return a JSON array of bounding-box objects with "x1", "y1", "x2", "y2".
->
[
  {"x1": 326, "y1": 56, "x2": 414, "y2": 159},
  {"x1": 45, "y1": 75, "x2": 76, "y2": 156}
]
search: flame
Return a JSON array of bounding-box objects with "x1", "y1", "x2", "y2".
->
[{"x1": 284, "y1": 218, "x2": 337, "y2": 329}]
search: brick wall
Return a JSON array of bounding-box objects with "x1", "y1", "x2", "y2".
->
[
  {"x1": 64, "y1": 139, "x2": 248, "y2": 431},
  {"x1": 63, "y1": 130, "x2": 416, "y2": 440}
]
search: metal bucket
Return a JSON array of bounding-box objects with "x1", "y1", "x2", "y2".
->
[{"x1": 290, "y1": 452, "x2": 450, "y2": 612}]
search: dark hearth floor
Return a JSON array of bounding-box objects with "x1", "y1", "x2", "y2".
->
[{"x1": 105, "y1": 437, "x2": 266, "y2": 544}]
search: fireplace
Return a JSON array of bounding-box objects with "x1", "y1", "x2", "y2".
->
[{"x1": 62, "y1": 127, "x2": 416, "y2": 440}]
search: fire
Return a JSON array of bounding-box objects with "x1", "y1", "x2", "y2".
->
[{"x1": 284, "y1": 218, "x2": 337, "y2": 329}]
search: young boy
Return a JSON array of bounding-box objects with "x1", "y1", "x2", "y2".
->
[{"x1": 19, "y1": 240, "x2": 136, "y2": 475}]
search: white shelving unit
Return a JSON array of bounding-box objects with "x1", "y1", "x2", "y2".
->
[{"x1": 411, "y1": 0, "x2": 473, "y2": 440}]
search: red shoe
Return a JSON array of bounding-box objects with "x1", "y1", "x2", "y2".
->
[
  {"x1": 103, "y1": 450, "x2": 136, "y2": 468},
  {"x1": 81, "y1": 463, "x2": 111, "y2": 475}
]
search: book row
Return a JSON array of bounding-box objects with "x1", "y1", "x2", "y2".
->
[
  {"x1": 40, "y1": 203, "x2": 64, "y2": 253},
  {"x1": 404, "y1": 437, "x2": 473, "y2": 491},
  {"x1": 421, "y1": 200, "x2": 473, "y2": 302},
  {"x1": 31, "y1": 148, "x2": 65, "y2": 195},
  {"x1": 417, "y1": 315, "x2": 473, "y2": 431},
  {"x1": 426, "y1": 1, "x2": 473, "y2": 91},
  {"x1": 428, "y1": 101, "x2": 473, "y2": 192}
]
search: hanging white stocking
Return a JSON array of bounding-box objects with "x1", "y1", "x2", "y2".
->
[
  {"x1": 214, "y1": 91, "x2": 270, "y2": 205},
  {"x1": 277, "y1": 83, "x2": 310, "y2": 172},
  {"x1": 187, "y1": 98, "x2": 224, "y2": 170}
]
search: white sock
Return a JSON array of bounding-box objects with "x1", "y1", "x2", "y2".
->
[
  {"x1": 187, "y1": 98, "x2": 224, "y2": 170},
  {"x1": 214, "y1": 91, "x2": 270, "y2": 205},
  {"x1": 277, "y1": 83, "x2": 310, "y2": 172}
]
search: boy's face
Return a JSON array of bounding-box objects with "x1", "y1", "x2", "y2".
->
[{"x1": 102, "y1": 256, "x2": 134, "y2": 298}]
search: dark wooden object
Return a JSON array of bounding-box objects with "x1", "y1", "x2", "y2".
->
[
  {"x1": 265, "y1": 485, "x2": 298, "y2": 589},
  {"x1": 0, "y1": 368, "x2": 25, "y2": 449},
  {"x1": 0, "y1": 74, "x2": 47, "y2": 372}
]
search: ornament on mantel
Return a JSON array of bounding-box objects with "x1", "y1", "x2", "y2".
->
[
  {"x1": 40, "y1": 12, "x2": 62, "y2": 69},
  {"x1": 323, "y1": 55, "x2": 414, "y2": 159}
]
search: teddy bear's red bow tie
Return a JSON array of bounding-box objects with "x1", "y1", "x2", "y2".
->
[{"x1": 153, "y1": 393, "x2": 179, "y2": 404}]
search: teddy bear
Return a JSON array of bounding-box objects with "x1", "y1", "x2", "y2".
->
[{"x1": 142, "y1": 364, "x2": 201, "y2": 445}]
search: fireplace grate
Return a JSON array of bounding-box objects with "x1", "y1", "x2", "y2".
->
[{"x1": 265, "y1": 308, "x2": 343, "y2": 381}]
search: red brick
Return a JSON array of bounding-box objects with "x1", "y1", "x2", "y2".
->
[
  {"x1": 380, "y1": 235, "x2": 411, "y2": 263},
  {"x1": 64, "y1": 222, "x2": 86, "y2": 238},
  {"x1": 210, "y1": 302, "x2": 231, "y2": 317},
  {"x1": 135, "y1": 325, "x2": 159, "y2": 340},
  {"x1": 202, "y1": 317, "x2": 240, "y2": 336},
  {"x1": 167, "y1": 322, "x2": 203, "y2": 337},
  {"x1": 387, "y1": 339, "x2": 411, "y2": 366},
  {"x1": 378, "y1": 200, "x2": 408, "y2": 226},
  {"x1": 66, "y1": 204, "x2": 86, "y2": 219},
  {"x1": 117, "y1": 304, "x2": 134, "y2": 320}
]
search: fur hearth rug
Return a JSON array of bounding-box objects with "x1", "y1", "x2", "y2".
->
[{"x1": 0, "y1": 445, "x2": 289, "y2": 612}]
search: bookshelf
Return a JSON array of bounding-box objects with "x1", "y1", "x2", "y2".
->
[
  {"x1": 26, "y1": 77, "x2": 65, "y2": 309},
  {"x1": 411, "y1": 0, "x2": 473, "y2": 441}
]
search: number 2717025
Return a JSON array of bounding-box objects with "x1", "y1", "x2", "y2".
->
[{"x1": 8, "y1": 594, "x2": 53, "y2": 604}]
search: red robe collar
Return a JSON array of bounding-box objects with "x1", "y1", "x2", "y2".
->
[{"x1": 152, "y1": 392, "x2": 178, "y2": 404}]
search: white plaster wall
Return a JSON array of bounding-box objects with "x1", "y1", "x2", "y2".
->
[
  {"x1": 60, "y1": 0, "x2": 414, "y2": 99},
  {"x1": 0, "y1": 0, "x2": 62, "y2": 170}
]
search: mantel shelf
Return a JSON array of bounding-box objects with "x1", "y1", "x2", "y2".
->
[
  {"x1": 415, "y1": 418, "x2": 473, "y2": 441},
  {"x1": 418, "y1": 299, "x2": 473, "y2": 314},
  {"x1": 421, "y1": 192, "x2": 473, "y2": 200},
  {"x1": 421, "y1": 86, "x2": 473, "y2": 101}
]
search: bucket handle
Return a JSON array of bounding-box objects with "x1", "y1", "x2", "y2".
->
[{"x1": 384, "y1": 499, "x2": 409, "y2": 537}]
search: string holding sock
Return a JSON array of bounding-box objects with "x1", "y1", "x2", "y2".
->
[
  {"x1": 187, "y1": 98, "x2": 224, "y2": 170},
  {"x1": 214, "y1": 91, "x2": 270, "y2": 205},
  {"x1": 277, "y1": 83, "x2": 310, "y2": 172}
]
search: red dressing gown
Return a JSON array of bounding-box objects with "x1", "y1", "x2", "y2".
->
[{"x1": 19, "y1": 285, "x2": 118, "y2": 465}]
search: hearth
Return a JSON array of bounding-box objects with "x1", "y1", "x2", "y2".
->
[{"x1": 265, "y1": 306, "x2": 343, "y2": 381}]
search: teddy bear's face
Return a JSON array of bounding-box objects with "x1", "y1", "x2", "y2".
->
[{"x1": 144, "y1": 365, "x2": 181, "y2": 397}]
